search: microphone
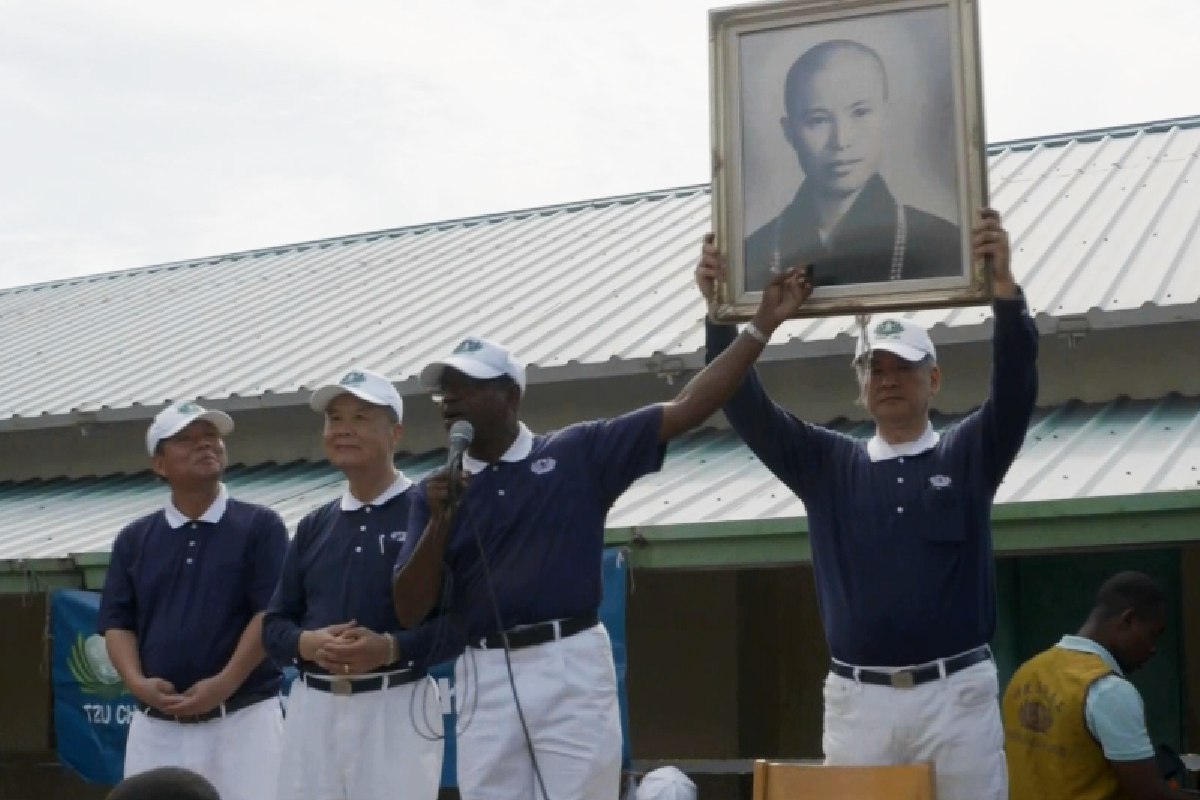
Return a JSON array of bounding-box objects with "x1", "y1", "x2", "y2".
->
[
  {"x1": 446, "y1": 420, "x2": 474, "y2": 505},
  {"x1": 447, "y1": 420, "x2": 474, "y2": 466}
]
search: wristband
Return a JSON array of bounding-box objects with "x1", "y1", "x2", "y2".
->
[{"x1": 744, "y1": 321, "x2": 770, "y2": 344}]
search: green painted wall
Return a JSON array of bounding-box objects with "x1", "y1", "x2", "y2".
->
[
  {"x1": 992, "y1": 548, "x2": 1185, "y2": 752},
  {"x1": 991, "y1": 557, "x2": 1022, "y2": 689}
]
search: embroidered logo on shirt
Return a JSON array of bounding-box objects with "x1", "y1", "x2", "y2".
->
[
  {"x1": 341, "y1": 370, "x2": 367, "y2": 386},
  {"x1": 531, "y1": 458, "x2": 556, "y2": 475},
  {"x1": 378, "y1": 531, "x2": 406, "y2": 555},
  {"x1": 454, "y1": 339, "x2": 483, "y2": 354},
  {"x1": 930, "y1": 475, "x2": 952, "y2": 489},
  {"x1": 875, "y1": 319, "x2": 905, "y2": 337}
]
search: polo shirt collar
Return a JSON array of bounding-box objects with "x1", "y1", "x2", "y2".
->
[
  {"x1": 1058, "y1": 634, "x2": 1125, "y2": 676},
  {"x1": 164, "y1": 484, "x2": 229, "y2": 529},
  {"x1": 341, "y1": 471, "x2": 413, "y2": 511},
  {"x1": 462, "y1": 423, "x2": 534, "y2": 475},
  {"x1": 867, "y1": 422, "x2": 940, "y2": 462}
]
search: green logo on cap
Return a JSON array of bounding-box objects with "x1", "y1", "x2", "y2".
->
[
  {"x1": 341, "y1": 371, "x2": 366, "y2": 386},
  {"x1": 454, "y1": 339, "x2": 483, "y2": 354},
  {"x1": 175, "y1": 402, "x2": 201, "y2": 414},
  {"x1": 875, "y1": 320, "x2": 904, "y2": 338}
]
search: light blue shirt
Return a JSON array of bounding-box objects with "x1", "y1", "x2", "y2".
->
[{"x1": 1058, "y1": 635, "x2": 1155, "y2": 762}]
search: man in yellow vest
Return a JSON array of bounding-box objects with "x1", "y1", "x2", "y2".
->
[{"x1": 1003, "y1": 571, "x2": 1194, "y2": 800}]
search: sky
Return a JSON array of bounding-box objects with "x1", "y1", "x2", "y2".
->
[{"x1": 1, "y1": 0, "x2": 1196, "y2": 290}]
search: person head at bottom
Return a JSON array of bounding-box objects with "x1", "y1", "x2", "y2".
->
[
  {"x1": 107, "y1": 767, "x2": 221, "y2": 800},
  {"x1": 636, "y1": 766, "x2": 697, "y2": 800}
]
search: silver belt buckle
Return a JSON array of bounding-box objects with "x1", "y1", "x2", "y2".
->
[
  {"x1": 890, "y1": 670, "x2": 915, "y2": 689},
  {"x1": 330, "y1": 677, "x2": 353, "y2": 697}
]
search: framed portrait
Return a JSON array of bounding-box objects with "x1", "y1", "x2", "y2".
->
[{"x1": 707, "y1": 0, "x2": 991, "y2": 321}]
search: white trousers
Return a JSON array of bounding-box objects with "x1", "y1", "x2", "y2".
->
[
  {"x1": 454, "y1": 624, "x2": 622, "y2": 800},
  {"x1": 124, "y1": 697, "x2": 283, "y2": 800},
  {"x1": 822, "y1": 655, "x2": 1007, "y2": 800},
  {"x1": 277, "y1": 674, "x2": 443, "y2": 800}
]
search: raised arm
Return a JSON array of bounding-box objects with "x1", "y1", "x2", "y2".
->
[
  {"x1": 965, "y1": 209, "x2": 1040, "y2": 490},
  {"x1": 659, "y1": 234, "x2": 834, "y2": 492},
  {"x1": 658, "y1": 245, "x2": 812, "y2": 443}
]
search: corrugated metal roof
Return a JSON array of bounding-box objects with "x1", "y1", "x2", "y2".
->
[
  {"x1": 2, "y1": 115, "x2": 1199, "y2": 427},
  {"x1": 2, "y1": 395, "x2": 1197, "y2": 562}
]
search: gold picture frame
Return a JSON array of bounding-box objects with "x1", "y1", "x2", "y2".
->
[{"x1": 708, "y1": 0, "x2": 991, "y2": 321}]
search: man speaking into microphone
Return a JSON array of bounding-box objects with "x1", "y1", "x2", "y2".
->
[{"x1": 392, "y1": 269, "x2": 812, "y2": 800}]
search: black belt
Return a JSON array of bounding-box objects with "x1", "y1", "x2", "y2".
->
[
  {"x1": 476, "y1": 612, "x2": 598, "y2": 651},
  {"x1": 300, "y1": 667, "x2": 426, "y2": 696},
  {"x1": 140, "y1": 688, "x2": 274, "y2": 724},
  {"x1": 830, "y1": 646, "x2": 992, "y2": 689}
]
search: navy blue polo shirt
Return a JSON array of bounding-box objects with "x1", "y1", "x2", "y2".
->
[
  {"x1": 399, "y1": 406, "x2": 665, "y2": 655},
  {"x1": 263, "y1": 475, "x2": 448, "y2": 673},
  {"x1": 706, "y1": 294, "x2": 1039, "y2": 667},
  {"x1": 97, "y1": 489, "x2": 288, "y2": 696}
]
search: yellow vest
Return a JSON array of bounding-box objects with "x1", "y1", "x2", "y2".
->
[{"x1": 1003, "y1": 646, "x2": 1129, "y2": 800}]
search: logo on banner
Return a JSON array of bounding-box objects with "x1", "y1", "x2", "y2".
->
[{"x1": 68, "y1": 634, "x2": 126, "y2": 697}]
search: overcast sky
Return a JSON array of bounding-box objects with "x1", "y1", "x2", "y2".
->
[{"x1": 1, "y1": 0, "x2": 1195, "y2": 289}]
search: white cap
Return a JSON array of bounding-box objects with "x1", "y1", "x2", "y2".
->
[
  {"x1": 419, "y1": 337, "x2": 527, "y2": 395},
  {"x1": 855, "y1": 317, "x2": 936, "y2": 363},
  {"x1": 637, "y1": 767, "x2": 697, "y2": 800},
  {"x1": 146, "y1": 401, "x2": 234, "y2": 456},
  {"x1": 309, "y1": 368, "x2": 404, "y2": 421}
]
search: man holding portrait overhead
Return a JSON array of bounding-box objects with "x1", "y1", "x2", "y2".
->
[{"x1": 743, "y1": 39, "x2": 963, "y2": 292}]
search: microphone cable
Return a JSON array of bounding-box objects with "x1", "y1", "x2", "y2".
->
[
  {"x1": 450, "y1": 453, "x2": 554, "y2": 800},
  {"x1": 408, "y1": 569, "x2": 464, "y2": 743}
]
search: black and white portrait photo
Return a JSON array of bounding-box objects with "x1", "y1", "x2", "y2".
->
[{"x1": 708, "y1": 0, "x2": 989, "y2": 320}]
